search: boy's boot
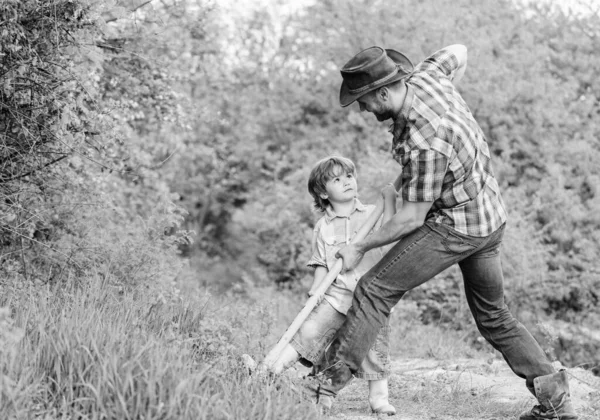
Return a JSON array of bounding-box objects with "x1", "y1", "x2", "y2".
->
[
  {"x1": 303, "y1": 361, "x2": 353, "y2": 400},
  {"x1": 519, "y1": 370, "x2": 578, "y2": 420},
  {"x1": 368, "y1": 378, "x2": 396, "y2": 416}
]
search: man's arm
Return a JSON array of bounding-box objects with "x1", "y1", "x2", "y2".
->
[
  {"x1": 445, "y1": 44, "x2": 467, "y2": 85},
  {"x1": 336, "y1": 200, "x2": 433, "y2": 271},
  {"x1": 419, "y1": 44, "x2": 468, "y2": 86},
  {"x1": 381, "y1": 183, "x2": 399, "y2": 224}
]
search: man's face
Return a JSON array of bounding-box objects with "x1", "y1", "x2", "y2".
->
[{"x1": 357, "y1": 90, "x2": 394, "y2": 122}]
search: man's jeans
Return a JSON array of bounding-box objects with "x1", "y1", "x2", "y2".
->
[{"x1": 323, "y1": 221, "x2": 555, "y2": 392}]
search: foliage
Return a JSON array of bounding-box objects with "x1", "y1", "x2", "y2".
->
[
  {"x1": 0, "y1": 0, "x2": 95, "y2": 185},
  {"x1": 0, "y1": 0, "x2": 193, "y2": 286},
  {"x1": 1, "y1": 0, "x2": 100, "y2": 272}
]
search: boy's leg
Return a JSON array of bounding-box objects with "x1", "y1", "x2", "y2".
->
[
  {"x1": 286, "y1": 299, "x2": 345, "y2": 410},
  {"x1": 357, "y1": 318, "x2": 396, "y2": 415},
  {"x1": 368, "y1": 379, "x2": 395, "y2": 415},
  {"x1": 286, "y1": 299, "x2": 345, "y2": 373}
]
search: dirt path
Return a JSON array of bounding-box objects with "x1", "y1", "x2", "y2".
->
[{"x1": 322, "y1": 358, "x2": 600, "y2": 420}]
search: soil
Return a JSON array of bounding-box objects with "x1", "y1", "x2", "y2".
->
[{"x1": 320, "y1": 358, "x2": 600, "y2": 420}]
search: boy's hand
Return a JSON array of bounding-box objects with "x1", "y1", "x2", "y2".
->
[
  {"x1": 381, "y1": 183, "x2": 398, "y2": 200},
  {"x1": 307, "y1": 289, "x2": 324, "y2": 304},
  {"x1": 336, "y1": 244, "x2": 365, "y2": 272}
]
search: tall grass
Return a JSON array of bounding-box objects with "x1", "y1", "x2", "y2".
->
[{"x1": 0, "y1": 275, "x2": 319, "y2": 420}]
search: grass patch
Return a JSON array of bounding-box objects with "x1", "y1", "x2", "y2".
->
[
  {"x1": 399, "y1": 375, "x2": 523, "y2": 419},
  {"x1": 0, "y1": 275, "x2": 320, "y2": 420},
  {"x1": 389, "y1": 299, "x2": 494, "y2": 360}
]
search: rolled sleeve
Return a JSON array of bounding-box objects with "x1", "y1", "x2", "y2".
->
[
  {"x1": 417, "y1": 47, "x2": 459, "y2": 80},
  {"x1": 402, "y1": 149, "x2": 448, "y2": 202}
]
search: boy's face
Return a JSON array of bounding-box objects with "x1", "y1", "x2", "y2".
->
[{"x1": 320, "y1": 165, "x2": 357, "y2": 206}]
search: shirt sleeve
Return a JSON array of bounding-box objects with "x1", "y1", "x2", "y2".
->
[
  {"x1": 402, "y1": 149, "x2": 449, "y2": 202},
  {"x1": 415, "y1": 47, "x2": 460, "y2": 81},
  {"x1": 307, "y1": 224, "x2": 327, "y2": 268}
]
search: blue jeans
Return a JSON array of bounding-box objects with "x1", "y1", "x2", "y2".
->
[
  {"x1": 323, "y1": 221, "x2": 555, "y2": 391},
  {"x1": 291, "y1": 299, "x2": 391, "y2": 380}
]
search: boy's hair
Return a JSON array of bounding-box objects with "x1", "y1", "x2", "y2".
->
[{"x1": 308, "y1": 156, "x2": 357, "y2": 212}]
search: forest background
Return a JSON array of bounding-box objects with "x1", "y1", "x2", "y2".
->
[{"x1": 1, "y1": 0, "x2": 599, "y2": 418}]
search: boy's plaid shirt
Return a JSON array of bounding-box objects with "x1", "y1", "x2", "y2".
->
[{"x1": 391, "y1": 47, "x2": 507, "y2": 237}]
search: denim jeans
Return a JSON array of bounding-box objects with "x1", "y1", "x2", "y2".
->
[
  {"x1": 323, "y1": 221, "x2": 555, "y2": 391},
  {"x1": 290, "y1": 299, "x2": 391, "y2": 380}
]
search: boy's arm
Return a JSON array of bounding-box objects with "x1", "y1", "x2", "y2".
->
[
  {"x1": 306, "y1": 218, "x2": 329, "y2": 301},
  {"x1": 307, "y1": 266, "x2": 328, "y2": 299}
]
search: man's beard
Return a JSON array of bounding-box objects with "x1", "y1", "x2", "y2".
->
[
  {"x1": 371, "y1": 99, "x2": 394, "y2": 121},
  {"x1": 375, "y1": 110, "x2": 394, "y2": 121}
]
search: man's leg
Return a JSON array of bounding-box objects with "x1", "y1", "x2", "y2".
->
[
  {"x1": 458, "y1": 225, "x2": 577, "y2": 419},
  {"x1": 311, "y1": 222, "x2": 481, "y2": 397},
  {"x1": 458, "y1": 225, "x2": 554, "y2": 387}
]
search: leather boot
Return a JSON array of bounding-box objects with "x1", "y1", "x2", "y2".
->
[{"x1": 519, "y1": 370, "x2": 578, "y2": 420}]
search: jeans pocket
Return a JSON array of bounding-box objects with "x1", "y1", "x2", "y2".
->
[{"x1": 441, "y1": 229, "x2": 478, "y2": 256}]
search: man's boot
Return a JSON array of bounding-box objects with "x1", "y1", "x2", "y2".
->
[{"x1": 519, "y1": 370, "x2": 578, "y2": 420}]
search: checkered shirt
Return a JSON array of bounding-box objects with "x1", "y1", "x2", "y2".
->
[{"x1": 389, "y1": 47, "x2": 507, "y2": 237}]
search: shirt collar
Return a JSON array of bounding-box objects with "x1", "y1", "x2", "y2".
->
[{"x1": 324, "y1": 198, "x2": 367, "y2": 223}]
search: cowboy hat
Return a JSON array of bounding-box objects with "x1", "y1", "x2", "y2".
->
[{"x1": 339, "y1": 46, "x2": 413, "y2": 107}]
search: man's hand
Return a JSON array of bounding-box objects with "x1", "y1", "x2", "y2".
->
[
  {"x1": 335, "y1": 244, "x2": 365, "y2": 272},
  {"x1": 381, "y1": 183, "x2": 398, "y2": 200}
]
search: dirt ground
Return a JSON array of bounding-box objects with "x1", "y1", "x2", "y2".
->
[{"x1": 319, "y1": 358, "x2": 600, "y2": 420}]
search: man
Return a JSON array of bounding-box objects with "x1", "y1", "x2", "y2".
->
[{"x1": 305, "y1": 45, "x2": 577, "y2": 420}]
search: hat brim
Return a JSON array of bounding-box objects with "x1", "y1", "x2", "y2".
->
[{"x1": 339, "y1": 49, "x2": 414, "y2": 108}]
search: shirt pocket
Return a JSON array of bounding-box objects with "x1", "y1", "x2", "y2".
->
[{"x1": 323, "y1": 235, "x2": 342, "y2": 268}]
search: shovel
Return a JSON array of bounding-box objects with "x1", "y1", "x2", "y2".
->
[{"x1": 260, "y1": 174, "x2": 402, "y2": 370}]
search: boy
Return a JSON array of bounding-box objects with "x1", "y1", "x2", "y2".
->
[{"x1": 266, "y1": 156, "x2": 399, "y2": 414}]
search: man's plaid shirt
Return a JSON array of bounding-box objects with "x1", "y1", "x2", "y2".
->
[{"x1": 391, "y1": 47, "x2": 507, "y2": 237}]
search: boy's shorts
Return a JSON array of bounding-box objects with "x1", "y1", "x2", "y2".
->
[{"x1": 290, "y1": 299, "x2": 391, "y2": 380}]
